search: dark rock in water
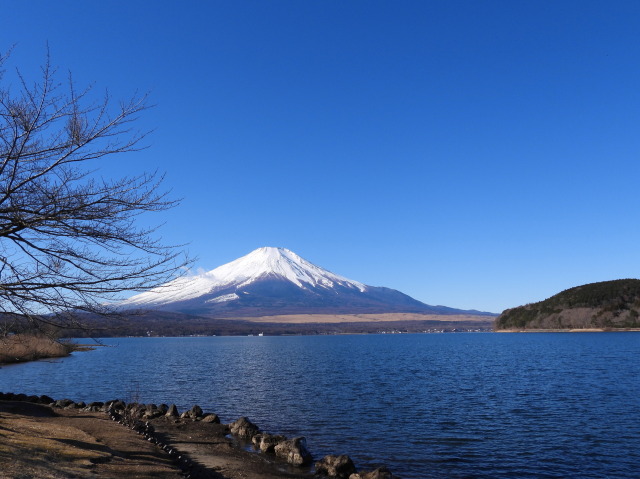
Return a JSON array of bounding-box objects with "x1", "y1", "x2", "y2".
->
[
  {"x1": 349, "y1": 466, "x2": 396, "y2": 479},
  {"x1": 14, "y1": 393, "x2": 28, "y2": 402},
  {"x1": 158, "y1": 403, "x2": 169, "y2": 414},
  {"x1": 315, "y1": 454, "x2": 357, "y2": 478},
  {"x1": 252, "y1": 433, "x2": 287, "y2": 454},
  {"x1": 166, "y1": 404, "x2": 179, "y2": 418},
  {"x1": 39, "y1": 395, "x2": 54, "y2": 404},
  {"x1": 274, "y1": 436, "x2": 312, "y2": 466},
  {"x1": 201, "y1": 413, "x2": 220, "y2": 424},
  {"x1": 26, "y1": 395, "x2": 40, "y2": 403},
  {"x1": 229, "y1": 416, "x2": 261, "y2": 440}
]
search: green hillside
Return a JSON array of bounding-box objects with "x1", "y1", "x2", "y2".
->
[{"x1": 495, "y1": 279, "x2": 640, "y2": 330}]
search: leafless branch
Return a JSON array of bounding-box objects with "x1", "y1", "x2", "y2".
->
[{"x1": 0, "y1": 50, "x2": 190, "y2": 331}]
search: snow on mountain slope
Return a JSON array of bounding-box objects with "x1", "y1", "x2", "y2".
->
[
  {"x1": 120, "y1": 247, "x2": 495, "y2": 317},
  {"x1": 123, "y1": 247, "x2": 366, "y2": 307},
  {"x1": 207, "y1": 246, "x2": 366, "y2": 291}
]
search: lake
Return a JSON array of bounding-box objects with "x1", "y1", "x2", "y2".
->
[{"x1": 1, "y1": 332, "x2": 638, "y2": 478}]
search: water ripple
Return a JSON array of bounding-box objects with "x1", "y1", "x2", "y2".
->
[{"x1": 1, "y1": 332, "x2": 638, "y2": 478}]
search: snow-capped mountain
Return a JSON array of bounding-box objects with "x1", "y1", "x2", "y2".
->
[{"x1": 122, "y1": 247, "x2": 483, "y2": 317}]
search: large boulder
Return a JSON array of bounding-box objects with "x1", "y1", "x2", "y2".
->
[
  {"x1": 54, "y1": 398, "x2": 75, "y2": 408},
  {"x1": 142, "y1": 404, "x2": 164, "y2": 419},
  {"x1": 39, "y1": 394, "x2": 55, "y2": 405},
  {"x1": 105, "y1": 399, "x2": 126, "y2": 412},
  {"x1": 180, "y1": 404, "x2": 203, "y2": 420},
  {"x1": 274, "y1": 436, "x2": 313, "y2": 466},
  {"x1": 201, "y1": 413, "x2": 221, "y2": 424},
  {"x1": 165, "y1": 404, "x2": 180, "y2": 418},
  {"x1": 229, "y1": 417, "x2": 261, "y2": 440},
  {"x1": 316, "y1": 455, "x2": 357, "y2": 478},
  {"x1": 126, "y1": 403, "x2": 146, "y2": 418},
  {"x1": 252, "y1": 433, "x2": 287, "y2": 454},
  {"x1": 87, "y1": 401, "x2": 104, "y2": 412}
]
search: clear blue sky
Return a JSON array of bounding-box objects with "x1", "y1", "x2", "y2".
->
[{"x1": 3, "y1": 1, "x2": 639, "y2": 313}]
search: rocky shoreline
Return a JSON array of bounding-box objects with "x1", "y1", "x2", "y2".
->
[{"x1": 0, "y1": 392, "x2": 397, "y2": 479}]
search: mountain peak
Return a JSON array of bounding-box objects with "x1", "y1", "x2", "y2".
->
[
  {"x1": 254, "y1": 246, "x2": 290, "y2": 255},
  {"x1": 211, "y1": 246, "x2": 367, "y2": 291},
  {"x1": 243, "y1": 246, "x2": 303, "y2": 266},
  {"x1": 122, "y1": 247, "x2": 490, "y2": 317},
  {"x1": 123, "y1": 247, "x2": 366, "y2": 308}
]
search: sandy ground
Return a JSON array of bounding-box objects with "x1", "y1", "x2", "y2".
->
[
  {"x1": 0, "y1": 401, "x2": 308, "y2": 479},
  {"x1": 223, "y1": 313, "x2": 491, "y2": 324}
]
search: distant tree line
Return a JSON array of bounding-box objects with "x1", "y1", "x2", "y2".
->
[{"x1": 495, "y1": 279, "x2": 640, "y2": 329}]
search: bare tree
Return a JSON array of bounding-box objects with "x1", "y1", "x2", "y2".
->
[{"x1": 0, "y1": 50, "x2": 189, "y2": 333}]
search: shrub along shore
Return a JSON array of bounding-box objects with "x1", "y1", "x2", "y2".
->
[{"x1": 0, "y1": 392, "x2": 396, "y2": 479}]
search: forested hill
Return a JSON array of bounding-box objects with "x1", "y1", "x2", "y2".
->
[{"x1": 495, "y1": 279, "x2": 640, "y2": 330}]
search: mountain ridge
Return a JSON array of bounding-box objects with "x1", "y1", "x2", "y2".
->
[{"x1": 122, "y1": 247, "x2": 494, "y2": 317}]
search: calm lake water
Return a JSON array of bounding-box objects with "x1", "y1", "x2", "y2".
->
[{"x1": 1, "y1": 333, "x2": 639, "y2": 478}]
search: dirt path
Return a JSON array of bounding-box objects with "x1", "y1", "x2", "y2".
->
[
  {"x1": 0, "y1": 401, "x2": 308, "y2": 479},
  {"x1": 152, "y1": 419, "x2": 309, "y2": 479}
]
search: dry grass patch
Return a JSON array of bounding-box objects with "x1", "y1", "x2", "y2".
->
[
  {"x1": 0, "y1": 334, "x2": 76, "y2": 364},
  {"x1": 0, "y1": 402, "x2": 183, "y2": 479},
  {"x1": 227, "y1": 313, "x2": 492, "y2": 324},
  {"x1": 0, "y1": 405, "x2": 111, "y2": 479},
  {"x1": 0, "y1": 418, "x2": 111, "y2": 476}
]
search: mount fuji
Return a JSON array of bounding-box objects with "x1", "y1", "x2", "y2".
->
[{"x1": 122, "y1": 247, "x2": 487, "y2": 317}]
